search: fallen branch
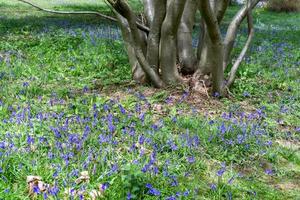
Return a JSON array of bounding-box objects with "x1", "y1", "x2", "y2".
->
[{"x1": 16, "y1": 0, "x2": 149, "y2": 33}]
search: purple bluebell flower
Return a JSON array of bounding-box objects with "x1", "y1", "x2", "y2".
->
[
  {"x1": 33, "y1": 185, "x2": 40, "y2": 194},
  {"x1": 243, "y1": 91, "x2": 250, "y2": 97},
  {"x1": 165, "y1": 97, "x2": 173, "y2": 104},
  {"x1": 265, "y1": 169, "x2": 273, "y2": 175},
  {"x1": 170, "y1": 176, "x2": 178, "y2": 187},
  {"x1": 138, "y1": 135, "x2": 145, "y2": 144},
  {"x1": 83, "y1": 86, "x2": 88, "y2": 93},
  {"x1": 213, "y1": 92, "x2": 220, "y2": 98},
  {"x1": 26, "y1": 135, "x2": 34, "y2": 145},
  {"x1": 183, "y1": 190, "x2": 189, "y2": 196},
  {"x1": 0, "y1": 142, "x2": 6, "y2": 149},
  {"x1": 53, "y1": 170, "x2": 59, "y2": 178},
  {"x1": 111, "y1": 163, "x2": 118, "y2": 173},
  {"x1": 265, "y1": 141, "x2": 272, "y2": 146},
  {"x1": 118, "y1": 104, "x2": 126, "y2": 115},
  {"x1": 145, "y1": 183, "x2": 161, "y2": 196},
  {"x1": 103, "y1": 104, "x2": 110, "y2": 112},
  {"x1": 127, "y1": 192, "x2": 132, "y2": 200},
  {"x1": 216, "y1": 163, "x2": 226, "y2": 177},
  {"x1": 210, "y1": 183, "x2": 217, "y2": 191},
  {"x1": 23, "y1": 82, "x2": 29, "y2": 87},
  {"x1": 168, "y1": 140, "x2": 178, "y2": 151},
  {"x1": 228, "y1": 176, "x2": 235, "y2": 185},
  {"x1": 187, "y1": 156, "x2": 195, "y2": 163},
  {"x1": 101, "y1": 183, "x2": 109, "y2": 191}
]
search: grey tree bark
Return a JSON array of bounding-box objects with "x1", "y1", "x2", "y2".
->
[
  {"x1": 223, "y1": 0, "x2": 260, "y2": 70},
  {"x1": 177, "y1": 0, "x2": 198, "y2": 74},
  {"x1": 146, "y1": 0, "x2": 167, "y2": 73},
  {"x1": 198, "y1": 0, "x2": 225, "y2": 94},
  {"x1": 143, "y1": 0, "x2": 155, "y2": 25},
  {"x1": 115, "y1": 13, "x2": 145, "y2": 83},
  {"x1": 160, "y1": 0, "x2": 187, "y2": 84}
]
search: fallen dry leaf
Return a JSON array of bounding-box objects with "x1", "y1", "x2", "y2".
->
[
  {"x1": 26, "y1": 175, "x2": 42, "y2": 184},
  {"x1": 26, "y1": 175, "x2": 51, "y2": 196},
  {"x1": 89, "y1": 189, "x2": 103, "y2": 200},
  {"x1": 75, "y1": 171, "x2": 90, "y2": 184}
]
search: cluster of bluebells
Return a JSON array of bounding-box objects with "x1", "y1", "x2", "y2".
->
[
  {"x1": 0, "y1": 89, "x2": 276, "y2": 198},
  {"x1": 206, "y1": 107, "x2": 273, "y2": 158},
  {"x1": 0, "y1": 90, "x2": 205, "y2": 198}
]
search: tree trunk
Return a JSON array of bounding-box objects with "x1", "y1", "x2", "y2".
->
[
  {"x1": 177, "y1": 0, "x2": 198, "y2": 74},
  {"x1": 146, "y1": 0, "x2": 167, "y2": 73},
  {"x1": 199, "y1": 0, "x2": 224, "y2": 94},
  {"x1": 143, "y1": 0, "x2": 155, "y2": 25},
  {"x1": 160, "y1": 0, "x2": 187, "y2": 84},
  {"x1": 115, "y1": 14, "x2": 146, "y2": 83}
]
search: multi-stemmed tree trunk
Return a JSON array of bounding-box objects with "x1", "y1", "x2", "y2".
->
[{"x1": 18, "y1": 0, "x2": 260, "y2": 95}]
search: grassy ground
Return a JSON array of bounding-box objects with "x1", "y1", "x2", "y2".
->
[{"x1": 0, "y1": 1, "x2": 299, "y2": 199}]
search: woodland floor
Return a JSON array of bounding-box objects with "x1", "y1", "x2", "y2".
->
[{"x1": 0, "y1": 1, "x2": 299, "y2": 199}]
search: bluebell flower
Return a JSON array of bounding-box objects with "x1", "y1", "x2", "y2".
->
[
  {"x1": 118, "y1": 104, "x2": 126, "y2": 115},
  {"x1": 187, "y1": 156, "x2": 195, "y2": 163},
  {"x1": 138, "y1": 135, "x2": 145, "y2": 144},
  {"x1": 213, "y1": 92, "x2": 220, "y2": 98},
  {"x1": 127, "y1": 192, "x2": 132, "y2": 200},
  {"x1": 228, "y1": 176, "x2": 235, "y2": 185},
  {"x1": 165, "y1": 195, "x2": 176, "y2": 200},
  {"x1": 183, "y1": 190, "x2": 189, "y2": 196},
  {"x1": 168, "y1": 140, "x2": 178, "y2": 151},
  {"x1": 243, "y1": 91, "x2": 250, "y2": 97},
  {"x1": 265, "y1": 141, "x2": 272, "y2": 146},
  {"x1": 101, "y1": 183, "x2": 110, "y2": 191},
  {"x1": 165, "y1": 97, "x2": 173, "y2": 104},
  {"x1": 169, "y1": 175, "x2": 178, "y2": 187},
  {"x1": 23, "y1": 82, "x2": 29, "y2": 87},
  {"x1": 26, "y1": 135, "x2": 34, "y2": 145},
  {"x1": 33, "y1": 185, "x2": 40, "y2": 194},
  {"x1": 216, "y1": 163, "x2": 226, "y2": 177},
  {"x1": 0, "y1": 142, "x2": 6, "y2": 149},
  {"x1": 142, "y1": 164, "x2": 150, "y2": 173},
  {"x1": 171, "y1": 116, "x2": 177, "y2": 123},
  {"x1": 111, "y1": 163, "x2": 118, "y2": 173},
  {"x1": 265, "y1": 169, "x2": 273, "y2": 175},
  {"x1": 145, "y1": 183, "x2": 161, "y2": 196},
  {"x1": 103, "y1": 104, "x2": 110, "y2": 112},
  {"x1": 210, "y1": 183, "x2": 217, "y2": 191},
  {"x1": 53, "y1": 170, "x2": 59, "y2": 178}
]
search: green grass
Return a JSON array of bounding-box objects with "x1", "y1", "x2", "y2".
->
[{"x1": 0, "y1": 1, "x2": 299, "y2": 199}]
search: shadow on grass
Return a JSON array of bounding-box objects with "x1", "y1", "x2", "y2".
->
[{"x1": 0, "y1": 3, "x2": 120, "y2": 36}]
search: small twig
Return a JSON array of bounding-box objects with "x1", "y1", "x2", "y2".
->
[
  {"x1": 225, "y1": 86, "x2": 235, "y2": 98},
  {"x1": 200, "y1": 80, "x2": 210, "y2": 99}
]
